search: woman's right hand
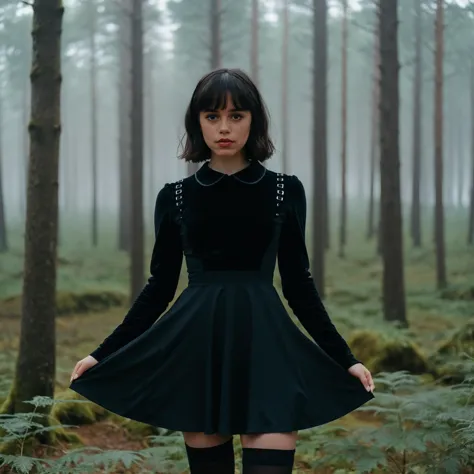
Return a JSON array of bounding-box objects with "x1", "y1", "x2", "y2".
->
[{"x1": 70, "y1": 355, "x2": 98, "y2": 383}]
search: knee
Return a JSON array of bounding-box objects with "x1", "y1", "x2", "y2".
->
[
  {"x1": 182, "y1": 431, "x2": 234, "y2": 448},
  {"x1": 240, "y1": 432, "x2": 298, "y2": 450}
]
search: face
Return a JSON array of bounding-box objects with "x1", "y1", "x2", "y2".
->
[{"x1": 199, "y1": 94, "x2": 252, "y2": 159}]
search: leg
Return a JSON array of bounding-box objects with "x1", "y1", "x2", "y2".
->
[
  {"x1": 182, "y1": 432, "x2": 235, "y2": 474},
  {"x1": 239, "y1": 432, "x2": 298, "y2": 474}
]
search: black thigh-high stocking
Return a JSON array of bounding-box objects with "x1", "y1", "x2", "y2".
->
[
  {"x1": 185, "y1": 438, "x2": 235, "y2": 474},
  {"x1": 242, "y1": 447, "x2": 295, "y2": 474}
]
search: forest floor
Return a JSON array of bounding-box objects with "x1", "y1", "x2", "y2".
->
[{"x1": 1, "y1": 211, "x2": 473, "y2": 473}]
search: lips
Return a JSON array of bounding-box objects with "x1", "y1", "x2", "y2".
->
[{"x1": 217, "y1": 139, "x2": 234, "y2": 143}]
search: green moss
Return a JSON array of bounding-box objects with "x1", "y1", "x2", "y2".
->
[
  {"x1": 0, "y1": 291, "x2": 127, "y2": 319},
  {"x1": 51, "y1": 390, "x2": 109, "y2": 425},
  {"x1": 329, "y1": 287, "x2": 372, "y2": 305},
  {"x1": 440, "y1": 285, "x2": 474, "y2": 301},
  {"x1": 0, "y1": 435, "x2": 40, "y2": 456},
  {"x1": 56, "y1": 291, "x2": 127, "y2": 315},
  {"x1": 119, "y1": 419, "x2": 160, "y2": 440},
  {"x1": 348, "y1": 330, "x2": 431, "y2": 375},
  {"x1": 0, "y1": 383, "x2": 15, "y2": 415},
  {"x1": 436, "y1": 319, "x2": 474, "y2": 358}
]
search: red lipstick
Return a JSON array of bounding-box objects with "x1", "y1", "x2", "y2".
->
[{"x1": 217, "y1": 139, "x2": 234, "y2": 148}]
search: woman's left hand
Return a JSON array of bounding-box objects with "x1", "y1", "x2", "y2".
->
[{"x1": 348, "y1": 363, "x2": 375, "y2": 393}]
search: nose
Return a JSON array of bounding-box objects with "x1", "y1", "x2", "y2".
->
[{"x1": 219, "y1": 116, "x2": 231, "y2": 134}]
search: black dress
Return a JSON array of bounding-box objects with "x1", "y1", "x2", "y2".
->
[{"x1": 69, "y1": 160, "x2": 374, "y2": 435}]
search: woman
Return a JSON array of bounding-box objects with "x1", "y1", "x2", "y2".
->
[{"x1": 70, "y1": 68, "x2": 375, "y2": 474}]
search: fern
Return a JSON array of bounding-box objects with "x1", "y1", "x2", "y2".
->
[
  {"x1": 303, "y1": 368, "x2": 474, "y2": 473},
  {"x1": 2, "y1": 370, "x2": 474, "y2": 473}
]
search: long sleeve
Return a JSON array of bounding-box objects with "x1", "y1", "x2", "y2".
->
[
  {"x1": 277, "y1": 176, "x2": 360, "y2": 370},
  {"x1": 90, "y1": 184, "x2": 183, "y2": 362}
]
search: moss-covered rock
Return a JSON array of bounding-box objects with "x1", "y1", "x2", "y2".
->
[
  {"x1": 436, "y1": 361, "x2": 473, "y2": 386},
  {"x1": 51, "y1": 390, "x2": 109, "y2": 425},
  {"x1": 0, "y1": 291, "x2": 127, "y2": 319},
  {"x1": 328, "y1": 287, "x2": 372, "y2": 305},
  {"x1": 56, "y1": 291, "x2": 127, "y2": 316},
  {"x1": 435, "y1": 319, "x2": 474, "y2": 359},
  {"x1": 348, "y1": 330, "x2": 431, "y2": 375},
  {"x1": 440, "y1": 285, "x2": 474, "y2": 301}
]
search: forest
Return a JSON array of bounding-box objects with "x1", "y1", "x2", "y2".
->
[{"x1": 0, "y1": 0, "x2": 474, "y2": 472}]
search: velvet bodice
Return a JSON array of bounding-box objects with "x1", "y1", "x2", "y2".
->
[
  {"x1": 179, "y1": 162, "x2": 277, "y2": 273},
  {"x1": 90, "y1": 161, "x2": 360, "y2": 370}
]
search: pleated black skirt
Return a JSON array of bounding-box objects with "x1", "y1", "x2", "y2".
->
[{"x1": 70, "y1": 271, "x2": 374, "y2": 435}]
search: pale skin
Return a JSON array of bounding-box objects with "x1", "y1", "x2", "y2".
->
[{"x1": 70, "y1": 94, "x2": 375, "y2": 451}]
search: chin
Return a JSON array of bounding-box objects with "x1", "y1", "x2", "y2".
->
[{"x1": 212, "y1": 148, "x2": 243, "y2": 158}]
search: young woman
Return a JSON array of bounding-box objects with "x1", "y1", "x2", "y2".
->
[{"x1": 70, "y1": 68, "x2": 375, "y2": 474}]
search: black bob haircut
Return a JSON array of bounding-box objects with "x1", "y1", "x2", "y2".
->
[{"x1": 179, "y1": 68, "x2": 275, "y2": 163}]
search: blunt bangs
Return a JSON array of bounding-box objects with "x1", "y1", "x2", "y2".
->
[
  {"x1": 192, "y1": 70, "x2": 258, "y2": 114},
  {"x1": 179, "y1": 68, "x2": 275, "y2": 164}
]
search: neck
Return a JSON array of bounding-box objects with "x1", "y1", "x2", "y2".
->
[{"x1": 209, "y1": 153, "x2": 249, "y2": 175}]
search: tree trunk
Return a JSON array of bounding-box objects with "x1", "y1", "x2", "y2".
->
[
  {"x1": 14, "y1": 0, "x2": 63, "y2": 414},
  {"x1": 434, "y1": 0, "x2": 447, "y2": 288},
  {"x1": 118, "y1": 0, "x2": 132, "y2": 251},
  {"x1": 146, "y1": 51, "x2": 156, "y2": 222},
  {"x1": 19, "y1": 80, "x2": 29, "y2": 218},
  {"x1": 311, "y1": 0, "x2": 327, "y2": 298},
  {"x1": 0, "y1": 88, "x2": 7, "y2": 253},
  {"x1": 378, "y1": 0, "x2": 407, "y2": 325},
  {"x1": 70, "y1": 95, "x2": 78, "y2": 216},
  {"x1": 89, "y1": 0, "x2": 98, "y2": 247},
  {"x1": 468, "y1": 59, "x2": 474, "y2": 245},
  {"x1": 367, "y1": 32, "x2": 379, "y2": 241},
  {"x1": 281, "y1": 0, "x2": 289, "y2": 174},
  {"x1": 339, "y1": 0, "x2": 348, "y2": 258},
  {"x1": 211, "y1": 0, "x2": 221, "y2": 69},
  {"x1": 456, "y1": 114, "x2": 464, "y2": 209},
  {"x1": 444, "y1": 108, "x2": 454, "y2": 207},
  {"x1": 410, "y1": 0, "x2": 422, "y2": 247},
  {"x1": 130, "y1": 0, "x2": 145, "y2": 302},
  {"x1": 251, "y1": 0, "x2": 259, "y2": 86}
]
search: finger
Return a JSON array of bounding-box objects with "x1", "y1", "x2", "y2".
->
[
  {"x1": 363, "y1": 371, "x2": 371, "y2": 391},
  {"x1": 70, "y1": 362, "x2": 80, "y2": 382},
  {"x1": 71, "y1": 362, "x2": 83, "y2": 381},
  {"x1": 366, "y1": 371, "x2": 375, "y2": 392}
]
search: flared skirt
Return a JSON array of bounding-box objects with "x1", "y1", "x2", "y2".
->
[{"x1": 69, "y1": 272, "x2": 374, "y2": 435}]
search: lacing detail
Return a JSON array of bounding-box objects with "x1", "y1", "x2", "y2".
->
[
  {"x1": 276, "y1": 173, "x2": 285, "y2": 217},
  {"x1": 174, "y1": 179, "x2": 184, "y2": 220}
]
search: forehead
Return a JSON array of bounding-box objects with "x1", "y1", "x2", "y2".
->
[{"x1": 193, "y1": 74, "x2": 256, "y2": 112}]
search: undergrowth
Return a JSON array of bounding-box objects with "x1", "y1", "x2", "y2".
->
[{"x1": 1, "y1": 367, "x2": 474, "y2": 473}]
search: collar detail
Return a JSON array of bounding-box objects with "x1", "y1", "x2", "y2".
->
[{"x1": 195, "y1": 160, "x2": 267, "y2": 186}]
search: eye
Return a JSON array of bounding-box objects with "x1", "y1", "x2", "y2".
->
[
  {"x1": 231, "y1": 113, "x2": 244, "y2": 120},
  {"x1": 205, "y1": 113, "x2": 218, "y2": 121}
]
